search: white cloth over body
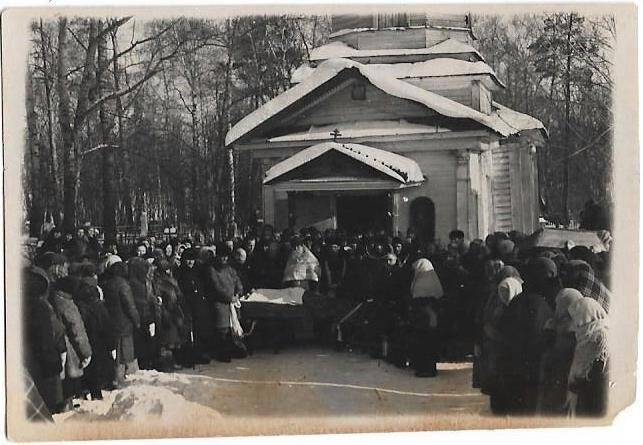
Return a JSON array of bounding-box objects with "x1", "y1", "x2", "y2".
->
[
  {"x1": 244, "y1": 288, "x2": 306, "y2": 305},
  {"x1": 230, "y1": 302, "x2": 244, "y2": 337}
]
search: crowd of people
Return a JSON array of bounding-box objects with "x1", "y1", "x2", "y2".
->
[{"x1": 22, "y1": 223, "x2": 612, "y2": 419}]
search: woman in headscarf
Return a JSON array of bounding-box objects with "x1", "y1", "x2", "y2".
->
[
  {"x1": 528, "y1": 257, "x2": 561, "y2": 310},
  {"x1": 492, "y1": 273, "x2": 551, "y2": 415},
  {"x1": 567, "y1": 297, "x2": 609, "y2": 416},
  {"x1": 154, "y1": 258, "x2": 188, "y2": 368},
  {"x1": 536, "y1": 288, "x2": 583, "y2": 414},
  {"x1": 485, "y1": 276, "x2": 524, "y2": 413},
  {"x1": 407, "y1": 258, "x2": 444, "y2": 377},
  {"x1": 478, "y1": 262, "x2": 512, "y2": 397},
  {"x1": 472, "y1": 258, "x2": 504, "y2": 389},
  {"x1": 283, "y1": 237, "x2": 321, "y2": 290},
  {"x1": 563, "y1": 260, "x2": 611, "y2": 313},
  {"x1": 410, "y1": 258, "x2": 444, "y2": 299}
]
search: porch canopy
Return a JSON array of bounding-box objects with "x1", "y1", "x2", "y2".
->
[{"x1": 263, "y1": 141, "x2": 425, "y2": 190}]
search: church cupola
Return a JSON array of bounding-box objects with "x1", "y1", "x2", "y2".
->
[{"x1": 329, "y1": 13, "x2": 475, "y2": 51}]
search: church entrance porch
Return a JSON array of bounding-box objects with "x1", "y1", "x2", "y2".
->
[
  {"x1": 336, "y1": 193, "x2": 390, "y2": 234},
  {"x1": 262, "y1": 141, "x2": 425, "y2": 234},
  {"x1": 287, "y1": 191, "x2": 392, "y2": 234}
]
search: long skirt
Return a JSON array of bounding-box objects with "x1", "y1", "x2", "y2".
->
[
  {"x1": 134, "y1": 325, "x2": 158, "y2": 369},
  {"x1": 573, "y1": 359, "x2": 608, "y2": 417},
  {"x1": 116, "y1": 334, "x2": 135, "y2": 365},
  {"x1": 408, "y1": 328, "x2": 438, "y2": 375},
  {"x1": 536, "y1": 335, "x2": 576, "y2": 414},
  {"x1": 408, "y1": 298, "x2": 441, "y2": 376}
]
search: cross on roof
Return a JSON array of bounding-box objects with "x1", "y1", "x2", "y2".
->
[{"x1": 330, "y1": 128, "x2": 342, "y2": 141}]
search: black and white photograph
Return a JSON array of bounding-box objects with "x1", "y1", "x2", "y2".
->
[{"x1": 1, "y1": 2, "x2": 639, "y2": 441}]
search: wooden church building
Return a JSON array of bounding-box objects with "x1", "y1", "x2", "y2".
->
[{"x1": 226, "y1": 13, "x2": 547, "y2": 242}]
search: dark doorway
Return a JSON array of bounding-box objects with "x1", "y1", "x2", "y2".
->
[
  {"x1": 336, "y1": 194, "x2": 390, "y2": 234},
  {"x1": 410, "y1": 197, "x2": 436, "y2": 242}
]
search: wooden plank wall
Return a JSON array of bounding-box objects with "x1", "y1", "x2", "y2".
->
[
  {"x1": 509, "y1": 144, "x2": 523, "y2": 231},
  {"x1": 358, "y1": 28, "x2": 428, "y2": 50},
  {"x1": 478, "y1": 149, "x2": 494, "y2": 236},
  {"x1": 331, "y1": 15, "x2": 374, "y2": 33},
  {"x1": 520, "y1": 144, "x2": 539, "y2": 233},
  {"x1": 491, "y1": 144, "x2": 513, "y2": 232},
  {"x1": 494, "y1": 141, "x2": 539, "y2": 234},
  {"x1": 405, "y1": 78, "x2": 474, "y2": 108}
]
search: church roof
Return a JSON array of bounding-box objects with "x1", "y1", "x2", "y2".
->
[
  {"x1": 291, "y1": 57, "x2": 503, "y2": 87},
  {"x1": 263, "y1": 141, "x2": 425, "y2": 184},
  {"x1": 307, "y1": 38, "x2": 484, "y2": 62},
  {"x1": 491, "y1": 101, "x2": 547, "y2": 136},
  {"x1": 226, "y1": 58, "x2": 516, "y2": 146}
]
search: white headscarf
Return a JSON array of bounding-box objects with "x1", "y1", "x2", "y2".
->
[
  {"x1": 555, "y1": 288, "x2": 583, "y2": 320},
  {"x1": 497, "y1": 277, "x2": 523, "y2": 306},
  {"x1": 568, "y1": 297, "x2": 609, "y2": 381},
  {"x1": 105, "y1": 254, "x2": 123, "y2": 269},
  {"x1": 410, "y1": 258, "x2": 444, "y2": 299}
]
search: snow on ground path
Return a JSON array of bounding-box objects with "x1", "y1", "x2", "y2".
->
[
  {"x1": 181, "y1": 347, "x2": 489, "y2": 418},
  {"x1": 54, "y1": 347, "x2": 489, "y2": 423}
]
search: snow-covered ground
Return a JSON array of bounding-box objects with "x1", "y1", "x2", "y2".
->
[
  {"x1": 53, "y1": 370, "x2": 223, "y2": 423},
  {"x1": 53, "y1": 347, "x2": 488, "y2": 423}
]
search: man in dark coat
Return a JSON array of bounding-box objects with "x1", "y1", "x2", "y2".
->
[
  {"x1": 176, "y1": 248, "x2": 212, "y2": 363},
  {"x1": 40, "y1": 228, "x2": 63, "y2": 255},
  {"x1": 49, "y1": 273, "x2": 92, "y2": 404},
  {"x1": 100, "y1": 260, "x2": 140, "y2": 385},
  {"x1": 23, "y1": 266, "x2": 67, "y2": 413},
  {"x1": 203, "y1": 244, "x2": 244, "y2": 362},
  {"x1": 127, "y1": 257, "x2": 159, "y2": 369},
  {"x1": 73, "y1": 279, "x2": 116, "y2": 400}
]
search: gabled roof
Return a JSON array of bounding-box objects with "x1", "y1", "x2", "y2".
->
[
  {"x1": 226, "y1": 58, "x2": 515, "y2": 146},
  {"x1": 292, "y1": 57, "x2": 504, "y2": 87},
  {"x1": 263, "y1": 142, "x2": 425, "y2": 185},
  {"x1": 308, "y1": 38, "x2": 484, "y2": 62}
]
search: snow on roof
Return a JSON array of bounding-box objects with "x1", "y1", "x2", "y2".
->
[
  {"x1": 491, "y1": 101, "x2": 547, "y2": 136},
  {"x1": 428, "y1": 38, "x2": 484, "y2": 59},
  {"x1": 263, "y1": 141, "x2": 425, "y2": 184},
  {"x1": 328, "y1": 25, "x2": 473, "y2": 39},
  {"x1": 292, "y1": 57, "x2": 503, "y2": 86},
  {"x1": 268, "y1": 120, "x2": 450, "y2": 143},
  {"x1": 226, "y1": 58, "x2": 513, "y2": 146},
  {"x1": 308, "y1": 38, "x2": 484, "y2": 62}
]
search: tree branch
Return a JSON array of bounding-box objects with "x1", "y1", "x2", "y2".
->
[
  {"x1": 85, "y1": 37, "x2": 187, "y2": 116},
  {"x1": 80, "y1": 144, "x2": 119, "y2": 158},
  {"x1": 96, "y1": 19, "x2": 179, "y2": 76}
]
